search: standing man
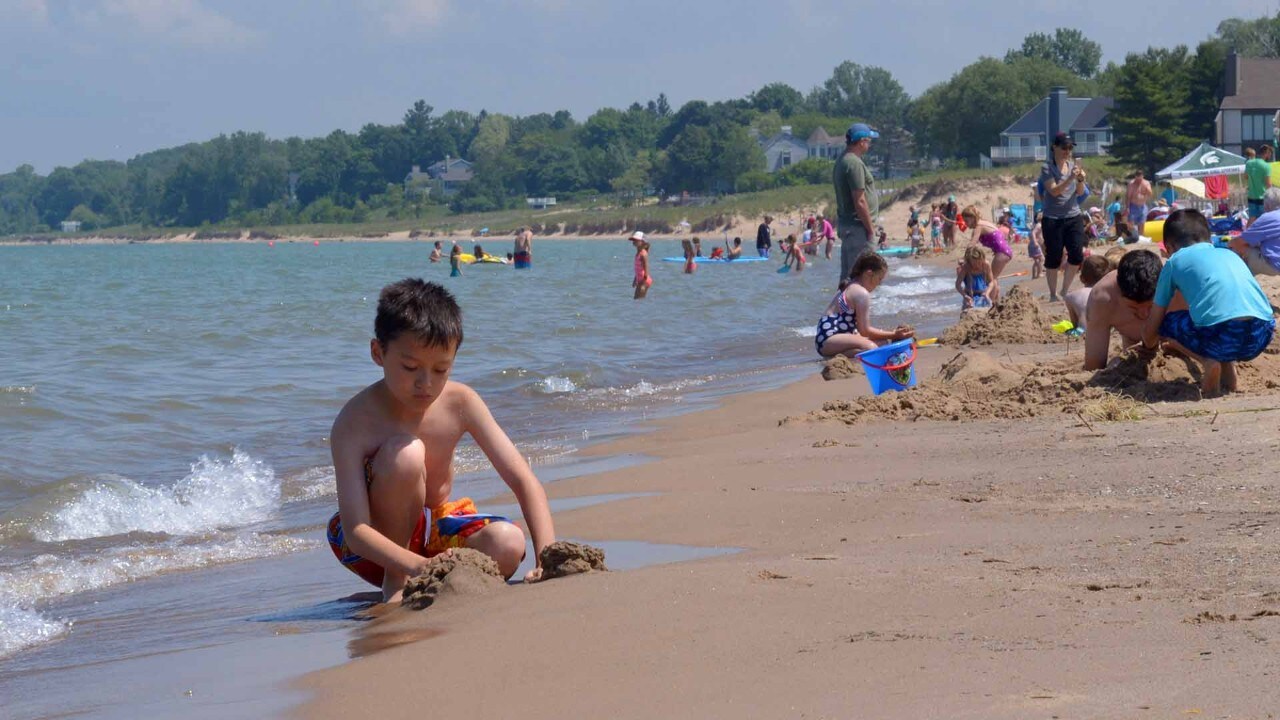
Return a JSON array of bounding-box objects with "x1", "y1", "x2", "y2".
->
[
  {"x1": 834, "y1": 122, "x2": 879, "y2": 281},
  {"x1": 1126, "y1": 169, "x2": 1153, "y2": 233},
  {"x1": 1245, "y1": 145, "x2": 1274, "y2": 228},
  {"x1": 513, "y1": 227, "x2": 533, "y2": 269},
  {"x1": 755, "y1": 215, "x2": 773, "y2": 258}
]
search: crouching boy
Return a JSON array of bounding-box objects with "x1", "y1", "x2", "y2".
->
[
  {"x1": 327, "y1": 279, "x2": 556, "y2": 601},
  {"x1": 1142, "y1": 209, "x2": 1276, "y2": 396}
]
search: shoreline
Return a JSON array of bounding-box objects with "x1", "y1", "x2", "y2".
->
[{"x1": 293, "y1": 308, "x2": 1280, "y2": 718}]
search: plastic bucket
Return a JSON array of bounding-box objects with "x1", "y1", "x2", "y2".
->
[{"x1": 855, "y1": 339, "x2": 918, "y2": 395}]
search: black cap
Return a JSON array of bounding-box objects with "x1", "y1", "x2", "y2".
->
[{"x1": 1052, "y1": 131, "x2": 1075, "y2": 148}]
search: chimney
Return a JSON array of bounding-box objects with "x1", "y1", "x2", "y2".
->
[
  {"x1": 411, "y1": 165, "x2": 420, "y2": 174},
  {"x1": 1224, "y1": 52, "x2": 1239, "y2": 97},
  {"x1": 1047, "y1": 86, "x2": 1068, "y2": 146},
  {"x1": 781, "y1": 125, "x2": 792, "y2": 136}
]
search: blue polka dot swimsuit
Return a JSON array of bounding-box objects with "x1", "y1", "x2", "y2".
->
[{"x1": 815, "y1": 289, "x2": 857, "y2": 355}]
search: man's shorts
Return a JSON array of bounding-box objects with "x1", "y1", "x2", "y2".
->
[
  {"x1": 1158, "y1": 311, "x2": 1276, "y2": 363},
  {"x1": 513, "y1": 251, "x2": 531, "y2": 269},
  {"x1": 1128, "y1": 204, "x2": 1148, "y2": 228},
  {"x1": 1249, "y1": 199, "x2": 1266, "y2": 220},
  {"x1": 327, "y1": 497, "x2": 509, "y2": 587}
]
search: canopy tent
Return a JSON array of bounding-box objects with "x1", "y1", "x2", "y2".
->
[{"x1": 1155, "y1": 142, "x2": 1248, "y2": 179}]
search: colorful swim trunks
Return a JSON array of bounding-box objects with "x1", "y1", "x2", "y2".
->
[
  {"x1": 1158, "y1": 311, "x2": 1276, "y2": 363},
  {"x1": 513, "y1": 251, "x2": 531, "y2": 269},
  {"x1": 327, "y1": 497, "x2": 509, "y2": 587}
]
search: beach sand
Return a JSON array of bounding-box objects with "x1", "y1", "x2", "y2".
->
[{"x1": 296, "y1": 289, "x2": 1280, "y2": 717}]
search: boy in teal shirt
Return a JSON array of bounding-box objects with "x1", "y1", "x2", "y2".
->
[{"x1": 1142, "y1": 209, "x2": 1275, "y2": 396}]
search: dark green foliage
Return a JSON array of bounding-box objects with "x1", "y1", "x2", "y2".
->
[
  {"x1": 1107, "y1": 47, "x2": 1198, "y2": 175},
  {"x1": 1005, "y1": 28, "x2": 1104, "y2": 78}
]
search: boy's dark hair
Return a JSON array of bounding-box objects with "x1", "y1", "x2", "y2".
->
[
  {"x1": 1115, "y1": 250, "x2": 1161, "y2": 303},
  {"x1": 1080, "y1": 255, "x2": 1112, "y2": 286},
  {"x1": 847, "y1": 251, "x2": 888, "y2": 280},
  {"x1": 1163, "y1": 208, "x2": 1211, "y2": 251},
  {"x1": 375, "y1": 278, "x2": 463, "y2": 350}
]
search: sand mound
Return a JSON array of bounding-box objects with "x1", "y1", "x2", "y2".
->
[
  {"x1": 538, "y1": 541, "x2": 608, "y2": 580},
  {"x1": 821, "y1": 355, "x2": 861, "y2": 381},
  {"x1": 795, "y1": 338, "x2": 1280, "y2": 425},
  {"x1": 939, "y1": 285, "x2": 1059, "y2": 346},
  {"x1": 402, "y1": 548, "x2": 505, "y2": 610}
]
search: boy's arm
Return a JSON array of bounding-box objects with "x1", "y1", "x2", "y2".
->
[
  {"x1": 1082, "y1": 292, "x2": 1112, "y2": 370},
  {"x1": 331, "y1": 413, "x2": 429, "y2": 581},
  {"x1": 461, "y1": 387, "x2": 556, "y2": 576},
  {"x1": 1142, "y1": 304, "x2": 1167, "y2": 350}
]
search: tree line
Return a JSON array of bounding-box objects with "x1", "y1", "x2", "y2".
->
[{"x1": 2, "y1": 13, "x2": 1277, "y2": 234}]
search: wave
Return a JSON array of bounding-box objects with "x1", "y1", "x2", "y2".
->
[
  {"x1": 536, "y1": 375, "x2": 578, "y2": 394},
  {"x1": 0, "y1": 532, "x2": 316, "y2": 660},
  {"x1": 30, "y1": 449, "x2": 279, "y2": 542},
  {"x1": 789, "y1": 326, "x2": 817, "y2": 338},
  {"x1": 876, "y1": 276, "x2": 954, "y2": 299}
]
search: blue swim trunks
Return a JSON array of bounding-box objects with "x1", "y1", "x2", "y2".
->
[{"x1": 1159, "y1": 310, "x2": 1275, "y2": 363}]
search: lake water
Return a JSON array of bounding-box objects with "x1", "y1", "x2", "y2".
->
[{"x1": 0, "y1": 238, "x2": 960, "y2": 716}]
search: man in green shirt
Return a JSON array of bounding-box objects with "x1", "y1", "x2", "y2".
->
[
  {"x1": 1245, "y1": 145, "x2": 1274, "y2": 225},
  {"x1": 833, "y1": 123, "x2": 879, "y2": 281}
]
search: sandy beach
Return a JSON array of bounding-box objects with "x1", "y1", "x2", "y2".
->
[{"x1": 296, "y1": 269, "x2": 1280, "y2": 718}]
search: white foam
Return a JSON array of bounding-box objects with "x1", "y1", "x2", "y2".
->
[
  {"x1": 0, "y1": 532, "x2": 316, "y2": 660},
  {"x1": 877, "y1": 276, "x2": 954, "y2": 298},
  {"x1": 281, "y1": 466, "x2": 335, "y2": 503},
  {"x1": 538, "y1": 376, "x2": 578, "y2": 394},
  {"x1": 33, "y1": 449, "x2": 279, "y2": 542},
  {"x1": 887, "y1": 263, "x2": 934, "y2": 278},
  {"x1": 0, "y1": 604, "x2": 69, "y2": 660},
  {"x1": 790, "y1": 326, "x2": 817, "y2": 338}
]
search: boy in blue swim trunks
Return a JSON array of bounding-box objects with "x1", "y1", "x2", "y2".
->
[
  {"x1": 327, "y1": 279, "x2": 556, "y2": 601},
  {"x1": 1142, "y1": 209, "x2": 1276, "y2": 396}
]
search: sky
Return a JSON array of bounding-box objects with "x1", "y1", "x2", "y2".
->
[{"x1": 2, "y1": 0, "x2": 1278, "y2": 173}]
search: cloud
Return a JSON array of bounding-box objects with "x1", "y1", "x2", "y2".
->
[
  {"x1": 372, "y1": 0, "x2": 450, "y2": 36},
  {"x1": 74, "y1": 0, "x2": 259, "y2": 48}
]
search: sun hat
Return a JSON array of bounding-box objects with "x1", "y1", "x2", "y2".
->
[
  {"x1": 845, "y1": 123, "x2": 880, "y2": 143},
  {"x1": 629, "y1": 231, "x2": 645, "y2": 241}
]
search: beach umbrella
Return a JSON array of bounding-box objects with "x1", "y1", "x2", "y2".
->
[
  {"x1": 1170, "y1": 177, "x2": 1207, "y2": 198},
  {"x1": 1155, "y1": 142, "x2": 1248, "y2": 179}
]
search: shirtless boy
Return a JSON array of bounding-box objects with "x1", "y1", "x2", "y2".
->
[
  {"x1": 327, "y1": 279, "x2": 555, "y2": 601},
  {"x1": 513, "y1": 227, "x2": 533, "y2": 269},
  {"x1": 1083, "y1": 249, "x2": 1164, "y2": 370},
  {"x1": 1126, "y1": 170, "x2": 1153, "y2": 231}
]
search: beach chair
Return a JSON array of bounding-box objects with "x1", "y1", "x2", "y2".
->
[{"x1": 1009, "y1": 204, "x2": 1030, "y2": 232}]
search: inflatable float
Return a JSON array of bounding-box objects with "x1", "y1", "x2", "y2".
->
[
  {"x1": 458, "y1": 253, "x2": 507, "y2": 265},
  {"x1": 659, "y1": 256, "x2": 769, "y2": 263}
]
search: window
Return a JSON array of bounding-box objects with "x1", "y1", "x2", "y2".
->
[
  {"x1": 780, "y1": 151, "x2": 792, "y2": 167},
  {"x1": 1242, "y1": 112, "x2": 1273, "y2": 143}
]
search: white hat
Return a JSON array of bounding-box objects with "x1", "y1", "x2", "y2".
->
[{"x1": 629, "y1": 231, "x2": 645, "y2": 241}]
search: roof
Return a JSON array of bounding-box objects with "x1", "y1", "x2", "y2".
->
[
  {"x1": 436, "y1": 167, "x2": 474, "y2": 182},
  {"x1": 806, "y1": 127, "x2": 841, "y2": 146},
  {"x1": 1069, "y1": 97, "x2": 1114, "y2": 131},
  {"x1": 1001, "y1": 97, "x2": 1091, "y2": 135},
  {"x1": 1155, "y1": 142, "x2": 1248, "y2": 179},
  {"x1": 427, "y1": 157, "x2": 473, "y2": 175},
  {"x1": 1220, "y1": 56, "x2": 1280, "y2": 110},
  {"x1": 760, "y1": 132, "x2": 809, "y2": 151}
]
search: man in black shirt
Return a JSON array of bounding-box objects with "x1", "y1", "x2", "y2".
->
[{"x1": 756, "y1": 215, "x2": 773, "y2": 258}]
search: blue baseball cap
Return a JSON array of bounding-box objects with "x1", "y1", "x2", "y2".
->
[{"x1": 846, "y1": 123, "x2": 880, "y2": 143}]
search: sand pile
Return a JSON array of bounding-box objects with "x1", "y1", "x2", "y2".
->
[
  {"x1": 821, "y1": 355, "x2": 861, "y2": 381},
  {"x1": 794, "y1": 339, "x2": 1280, "y2": 425},
  {"x1": 537, "y1": 541, "x2": 608, "y2": 580},
  {"x1": 401, "y1": 549, "x2": 505, "y2": 610},
  {"x1": 939, "y1": 285, "x2": 1060, "y2": 346}
]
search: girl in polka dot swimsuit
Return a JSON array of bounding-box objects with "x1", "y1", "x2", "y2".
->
[{"x1": 815, "y1": 252, "x2": 915, "y2": 358}]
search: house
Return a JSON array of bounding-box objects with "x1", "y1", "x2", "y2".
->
[
  {"x1": 60, "y1": 220, "x2": 81, "y2": 233},
  {"x1": 990, "y1": 87, "x2": 1114, "y2": 164},
  {"x1": 1215, "y1": 53, "x2": 1280, "y2": 156},
  {"x1": 760, "y1": 126, "x2": 812, "y2": 173},
  {"x1": 404, "y1": 156, "x2": 475, "y2": 198},
  {"x1": 805, "y1": 127, "x2": 844, "y2": 160}
]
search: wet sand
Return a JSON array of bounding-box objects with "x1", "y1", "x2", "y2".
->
[{"x1": 296, "y1": 316, "x2": 1280, "y2": 717}]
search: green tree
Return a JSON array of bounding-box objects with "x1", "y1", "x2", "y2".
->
[
  {"x1": 1216, "y1": 13, "x2": 1280, "y2": 56},
  {"x1": 468, "y1": 114, "x2": 512, "y2": 165},
  {"x1": 749, "y1": 82, "x2": 806, "y2": 116},
  {"x1": 610, "y1": 151, "x2": 653, "y2": 204},
  {"x1": 67, "y1": 203, "x2": 103, "y2": 231},
  {"x1": 1107, "y1": 47, "x2": 1197, "y2": 175},
  {"x1": 1186, "y1": 39, "x2": 1230, "y2": 141},
  {"x1": 810, "y1": 62, "x2": 909, "y2": 128},
  {"x1": 1005, "y1": 28, "x2": 1103, "y2": 78}
]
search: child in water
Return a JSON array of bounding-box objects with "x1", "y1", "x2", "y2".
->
[
  {"x1": 876, "y1": 226, "x2": 888, "y2": 250},
  {"x1": 782, "y1": 234, "x2": 806, "y2": 273},
  {"x1": 959, "y1": 205, "x2": 1012, "y2": 303},
  {"x1": 955, "y1": 246, "x2": 994, "y2": 311},
  {"x1": 630, "y1": 231, "x2": 652, "y2": 299},
  {"x1": 815, "y1": 253, "x2": 915, "y2": 358},
  {"x1": 726, "y1": 237, "x2": 742, "y2": 260},
  {"x1": 681, "y1": 239, "x2": 697, "y2": 274},
  {"x1": 449, "y1": 244, "x2": 462, "y2": 277},
  {"x1": 429, "y1": 241, "x2": 443, "y2": 263}
]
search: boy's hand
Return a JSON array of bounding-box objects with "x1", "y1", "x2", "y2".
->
[{"x1": 523, "y1": 567, "x2": 544, "y2": 583}]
